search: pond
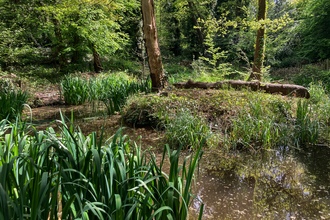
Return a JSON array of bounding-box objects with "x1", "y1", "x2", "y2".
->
[
  {"x1": 190, "y1": 146, "x2": 330, "y2": 219},
  {"x1": 26, "y1": 104, "x2": 330, "y2": 220}
]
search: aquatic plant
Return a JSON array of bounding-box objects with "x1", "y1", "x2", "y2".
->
[
  {"x1": 294, "y1": 99, "x2": 319, "y2": 146},
  {"x1": 165, "y1": 108, "x2": 210, "y2": 150},
  {"x1": 61, "y1": 73, "x2": 151, "y2": 115},
  {"x1": 0, "y1": 114, "x2": 203, "y2": 219},
  {"x1": 61, "y1": 75, "x2": 88, "y2": 105},
  {"x1": 0, "y1": 89, "x2": 28, "y2": 121}
]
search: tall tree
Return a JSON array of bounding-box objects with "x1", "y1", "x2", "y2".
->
[
  {"x1": 141, "y1": 0, "x2": 166, "y2": 91},
  {"x1": 250, "y1": 0, "x2": 266, "y2": 80}
]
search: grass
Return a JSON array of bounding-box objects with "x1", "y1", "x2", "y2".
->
[
  {"x1": 0, "y1": 114, "x2": 204, "y2": 219},
  {"x1": 123, "y1": 86, "x2": 330, "y2": 151},
  {"x1": 165, "y1": 108, "x2": 210, "y2": 150},
  {"x1": 61, "y1": 75, "x2": 89, "y2": 105},
  {"x1": 0, "y1": 89, "x2": 29, "y2": 121},
  {"x1": 61, "y1": 72, "x2": 151, "y2": 114}
]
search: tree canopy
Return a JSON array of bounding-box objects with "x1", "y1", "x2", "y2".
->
[{"x1": 0, "y1": 0, "x2": 328, "y2": 77}]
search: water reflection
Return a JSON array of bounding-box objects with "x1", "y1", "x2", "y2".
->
[{"x1": 191, "y1": 147, "x2": 330, "y2": 219}]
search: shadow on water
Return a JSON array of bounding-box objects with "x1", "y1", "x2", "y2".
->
[{"x1": 190, "y1": 146, "x2": 330, "y2": 219}]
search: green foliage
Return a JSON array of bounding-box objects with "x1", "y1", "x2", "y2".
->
[
  {"x1": 230, "y1": 95, "x2": 284, "y2": 149},
  {"x1": 61, "y1": 76, "x2": 89, "y2": 105},
  {"x1": 198, "y1": 34, "x2": 233, "y2": 79},
  {"x1": 165, "y1": 108, "x2": 210, "y2": 150},
  {"x1": 0, "y1": 114, "x2": 204, "y2": 219},
  {"x1": 99, "y1": 76, "x2": 151, "y2": 115},
  {"x1": 61, "y1": 73, "x2": 151, "y2": 114},
  {"x1": 0, "y1": 89, "x2": 28, "y2": 121},
  {"x1": 39, "y1": 0, "x2": 128, "y2": 59},
  {"x1": 296, "y1": 0, "x2": 330, "y2": 61},
  {"x1": 0, "y1": 78, "x2": 16, "y2": 93},
  {"x1": 294, "y1": 65, "x2": 330, "y2": 91},
  {"x1": 295, "y1": 99, "x2": 319, "y2": 146},
  {"x1": 308, "y1": 81, "x2": 327, "y2": 104},
  {"x1": 103, "y1": 57, "x2": 143, "y2": 77}
]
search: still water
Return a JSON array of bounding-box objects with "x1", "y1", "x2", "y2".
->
[
  {"x1": 27, "y1": 105, "x2": 330, "y2": 220},
  {"x1": 191, "y1": 146, "x2": 330, "y2": 219}
]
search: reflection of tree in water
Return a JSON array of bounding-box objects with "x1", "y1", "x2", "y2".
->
[
  {"x1": 252, "y1": 151, "x2": 327, "y2": 219},
  {"x1": 295, "y1": 145, "x2": 330, "y2": 191},
  {"x1": 200, "y1": 149, "x2": 330, "y2": 219}
]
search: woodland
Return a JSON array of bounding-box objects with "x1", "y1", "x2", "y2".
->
[{"x1": 1, "y1": 0, "x2": 330, "y2": 219}]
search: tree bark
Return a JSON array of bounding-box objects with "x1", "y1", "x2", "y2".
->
[
  {"x1": 141, "y1": 0, "x2": 166, "y2": 91},
  {"x1": 173, "y1": 79, "x2": 310, "y2": 98},
  {"x1": 92, "y1": 44, "x2": 103, "y2": 73},
  {"x1": 249, "y1": 0, "x2": 266, "y2": 80}
]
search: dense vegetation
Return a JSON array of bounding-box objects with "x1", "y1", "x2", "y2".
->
[
  {"x1": 1, "y1": 0, "x2": 330, "y2": 219},
  {"x1": 0, "y1": 0, "x2": 329, "y2": 79},
  {"x1": 0, "y1": 115, "x2": 204, "y2": 219}
]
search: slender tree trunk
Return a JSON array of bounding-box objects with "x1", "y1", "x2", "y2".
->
[
  {"x1": 249, "y1": 0, "x2": 266, "y2": 81},
  {"x1": 92, "y1": 44, "x2": 103, "y2": 73},
  {"x1": 52, "y1": 17, "x2": 67, "y2": 70},
  {"x1": 141, "y1": 0, "x2": 166, "y2": 91},
  {"x1": 188, "y1": 1, "x2": 205, "y2": 52}
]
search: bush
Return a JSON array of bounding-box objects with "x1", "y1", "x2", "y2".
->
[
  {"x1": 0, "y1": 78, "x2": 16, "y2": 93},
  {"x1": 294, "y1": 65, "x2": 330, "y2": 91}
]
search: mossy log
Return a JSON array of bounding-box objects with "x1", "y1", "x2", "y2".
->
[{"x1": 172, "y1": 79, "x2": 310, "y2": 99}]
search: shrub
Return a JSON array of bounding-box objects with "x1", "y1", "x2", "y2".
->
[
  {"x1": 0, "y1": 78, "x2": 16, "y2": 93},
  {"x1": 294, "y1": 65, "x2": 330, "y2": 91}
]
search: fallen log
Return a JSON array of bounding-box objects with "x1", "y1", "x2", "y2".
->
[{"x1": 172, "y1": 79, "x2": 310, "y2": 99}]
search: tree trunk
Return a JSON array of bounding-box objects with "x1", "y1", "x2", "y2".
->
[
  {"x1": 249, "y1": 0, "x2": 266, "y2": 81},
  {"x1": 52, "y1": 17, "x2": 67, "y2": 70},
  {"x1": 141, "y1": 0, "x2": 166, "y2": 91},
  {"x1": 92, "y1": 44, "x2": 103, "y2": 73},
  {"x1": 173, "y1": 79, "x2": 310, "y2": 98},
  {"x1": 188, "y1": 1, "x2": 205, "y2": 52}
]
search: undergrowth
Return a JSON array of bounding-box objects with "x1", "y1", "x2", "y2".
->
[
  {"x1": 0, "y1": 88, "x2": 29, "y2": 121},
  {"x1": 123, "y1": 87, "x2": 330, "y2": 151},
  {"x1": 0, "y1": 114, "x2": 204, "y2": 219},
  {"x1": 61, "y1": 72, "x2": 151, "y2": 114}
]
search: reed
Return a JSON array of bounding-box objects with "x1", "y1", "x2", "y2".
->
[{"x1": 0, "y1": 114, "x2": 204, "y2": 219}]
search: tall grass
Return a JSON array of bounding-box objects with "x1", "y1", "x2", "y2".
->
[
  {"x1": 0, "y1": 114, "x2": 204, "y2": 219},
  {"x1": 165, "y1": 108, "x2": 210, "y2": 150},
  {"x1": 61, "y1": 73, "x2": 151, "y2": 115},
  {"x1": 61, "y1": 76, "x2": 89, "y2": 105},
  {"x1": 0, "y1": 89, "x2": 29, "y2": 121},
  {"x1": 295, "y1": 99, "x2": 319, "y2": 146}
]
